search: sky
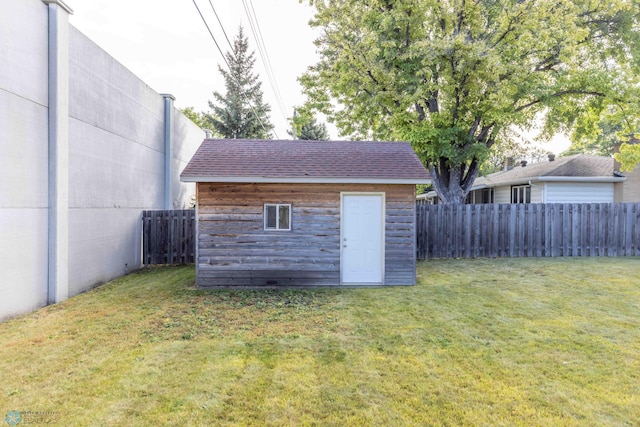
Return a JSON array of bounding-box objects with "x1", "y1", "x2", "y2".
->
[
  {"x1": 70, "y1": 0, "x2": 319, "y2": 139},
  {"x1": 69, "y1": 0, "x2": 570, "y2": 153}
]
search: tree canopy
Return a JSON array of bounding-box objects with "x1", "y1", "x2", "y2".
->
[
  {"x1": 563, "y1": 117, "x2": 622, "y2": 157},
  {"x1": 615, "y1": 136, "x2": 640, "y2": 172},
  {"x1": 300, "y1": 0, "x2": 640, "y2": 203},
  {"x1": 481, "y1": 137, "x2": 549, "y2": 176},
  {"x1": 180, "y1": 107, "x2": 210, "y2": 131},
  {"x1": 206, "y1": 27, "x2": 273, "y2": 139}
]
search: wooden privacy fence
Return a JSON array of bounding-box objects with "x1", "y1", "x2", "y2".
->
[
  {"x1": 142, "y1": 210, "x2": 195, "y2": 265},
  {"x1": 416, "y1": 203, "x2": 640, "y2": 259}
]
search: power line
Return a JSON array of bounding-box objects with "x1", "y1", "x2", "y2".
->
[
  {"x1": 246, "y1": 0, "x2": 287, "y2": 120},
  {"x1": 191, "y1": 0, "x2": 276, "y2": 138},
  {"x1": 191, "y1": 0, "x2": 230, "y2": 71},
  {"x1": 207, "y1": 0, "x2": 233, "y2": 50},
  {"x1": 241, "y1": 0, "x2": 288, "y2": 123}
]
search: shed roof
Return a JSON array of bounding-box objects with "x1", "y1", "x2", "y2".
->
[
  {"x1": 473, "y1": 154, "x2": 624, "y2": 188},
  {"x1": 180, "y1": 139, "x2": 431, "y2": 184}
]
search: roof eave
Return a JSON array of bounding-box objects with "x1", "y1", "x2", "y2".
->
[
  {"x1": 469, "y1": 183, "x2": 488, "y2": 191},
  {"x1": 536, "y1": 176, "x2": 626, "y2": 183},
  {"x1": 180, "y1": 176, "x2": 432, "y2": 185},
  {"x1": 479, "y1": 175, "x2": 625, "y2": 188}
]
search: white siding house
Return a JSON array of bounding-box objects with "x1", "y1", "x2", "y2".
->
[
  {"x1": 480, "y1": 155, "x2": 627, "y2": 204},
  {"x1": 418, "y1": 154, "x2": 633, "y2": 204}
]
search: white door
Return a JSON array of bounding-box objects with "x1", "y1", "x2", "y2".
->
[{"x1": 341, "y1": 194, "x2": 384, "y2": 284}]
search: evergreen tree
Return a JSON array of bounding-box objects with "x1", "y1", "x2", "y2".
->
[
  {"x1": 288, "y1": 110, "x2": 330, "y2": 140},
  {"x1": 298, "y1": 119, "x2": 330, "y2": 141},
  {"x1": 206, "y1": 27, "x2": 273, "y2": 139}
]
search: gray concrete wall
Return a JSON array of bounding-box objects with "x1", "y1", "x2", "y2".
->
[
  {"x1": 171, "y1": 107, "x2": 205, "y2": 208},
  {"x1": 67, "y1": 28, "x2": 164, "y2": 295},
  {"x1": 0, "y1": 0, "x2": 50, "y2": 319},
  {"x1": 1, "y1": 0, "x2": 204, "y2": 319},
  {"x1": 66, "y1": 28, "x2": 203, "y2": 296}
]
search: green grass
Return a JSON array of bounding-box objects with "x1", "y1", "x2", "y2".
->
[{"x1": 1, "y1": 258, "x2": 639, "y2": 426}]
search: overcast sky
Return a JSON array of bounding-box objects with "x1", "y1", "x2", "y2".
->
[
  {"x1": 70, "y1": 0, "x2": 319, "y2": 139},
  {"x1": 69, "y1": 0, "x2": 569, "y2": 152}
]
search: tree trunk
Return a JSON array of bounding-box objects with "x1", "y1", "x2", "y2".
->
[{"x1": 429, "y1": 161, "x2": 480, "y2": 204}]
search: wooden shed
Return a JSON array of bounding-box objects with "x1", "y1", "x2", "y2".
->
[{"x1": 180, "y1": 139, "x2": 431, "y2": 288}]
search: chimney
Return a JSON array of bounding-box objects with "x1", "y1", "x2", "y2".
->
[
  {"x1": 521, "y1": 160, "x2": 527, "y2": 167},
  {"x1": 204, "y1": 129, "x2": 212, "y2": 139},
  {"x1": 548, "y1": 153, "x2": 555, "y2": 162},
  {"x1": 504, "y1": 157, "x2": 515, "y2": 171}
]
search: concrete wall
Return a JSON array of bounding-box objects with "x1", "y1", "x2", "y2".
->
[
  {"x1": 0, "y1": 0, "x2": 50, "y2": 319},
  {"x1": 171, "y1": 107, "x2": 205, "y2": 209},
  {"x1": 67, "y1": 28, "x2": 166, "y2": 294},
  {"x1": 0, "y1": 0, "x2": 204, "y2": 319}
]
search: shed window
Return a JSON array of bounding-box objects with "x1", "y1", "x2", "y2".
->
[
  {"x1": 264, "y1": 204, "x2": 291, "y2": 230},
  {"x1": 511, "y1": 185, "x2": 531, "y2": 203}
]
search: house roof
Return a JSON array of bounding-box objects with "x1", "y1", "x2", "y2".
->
[
  {"x1": 472, "y1": 154, "x2": 625, "y2": 189},
  {"x1": 180, "y1": 139, "x2": 431, "y2": 184}
]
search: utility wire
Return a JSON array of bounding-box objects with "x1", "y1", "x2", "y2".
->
[
  {"x1": 241, "y1": 0, "x2": 288, "y2": 123},
  {"x1": 247, "y1": 0, "x2": 284, "y2": 109},
  {"x1": 192, "y1": 0, "x2": 276, "y2": 138},
  {"x1": 192, "y1": 0, "x2": 230, "y2": 70},
  {"x1": 208, "y1": 0, "x2": 233, "y2": 50},
  {"x1": 246, "y1": 0, "x2": 287, "y2": 120}
]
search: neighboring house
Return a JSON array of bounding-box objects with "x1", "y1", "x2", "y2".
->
[
  {"x1": 181, "y1": 139, "x2": 431, "y2": 287},
  {"x1": 419, "y1": 154, "x2": 639, "y2": 204}
]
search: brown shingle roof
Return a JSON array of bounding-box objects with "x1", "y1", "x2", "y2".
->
[
  {"x1": 181, "y1": 139, "x2": 431, "y2": 183},
  {"x1": 473, "y1": 154, "x2": 618, "y2": 188}
]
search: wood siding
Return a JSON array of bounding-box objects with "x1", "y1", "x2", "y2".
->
[{"x1": 196, "y1": 183, "x2": 416, "y2": 287}]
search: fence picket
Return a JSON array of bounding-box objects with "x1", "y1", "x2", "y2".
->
[
  {"x1": 142, "y1": 210, "x2": 195, "y2": 265},
  {"x1": 416, "y1": 203, "x2": 640, "y2": 260}
]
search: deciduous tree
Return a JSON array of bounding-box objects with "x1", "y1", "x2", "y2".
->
[
  {"x1": 615, "y1": 136, "x2": 640, "y2": 172},
  {"x1": 300, "y1": 0, "x2": 640, "y2": 203},
  {"x1": 180, "y1": 107, "x2": 210, "y2": 131}
]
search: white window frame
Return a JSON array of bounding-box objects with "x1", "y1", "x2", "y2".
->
[
  {"x1": 511, "y1": 185, "x2": 531, "y2": 204},
  {"x1": 264, "y1": 204, "x2": 291, "y2": 231}
]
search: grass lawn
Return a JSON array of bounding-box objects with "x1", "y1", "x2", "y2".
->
[{"x1": 1, "y1": 258, "x2": 639, "y2": 426}]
